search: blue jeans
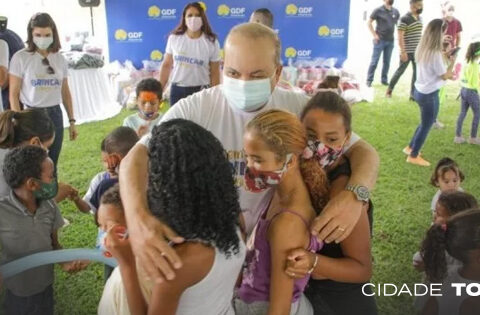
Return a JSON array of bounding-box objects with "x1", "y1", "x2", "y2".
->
[
  {"x1": 456, "y1": 88, "x2": 480, "y2": 138},
  {"x1": 170, "y1": 83, "x2": 206, "y2": 106},
  {"x1": 409, "y1": 89, "x2": 440, "y2": 157},
  {"x1": 367, "y1": 40, "x2": 394, "y2": 85}
]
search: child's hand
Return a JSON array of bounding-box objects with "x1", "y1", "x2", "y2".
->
[
  {"x1": 136, "y1": 124, "x2": 149, "y2": 138},
  {"x1": 55, "y1": 183, "x2": 75, "y2": 203},
  {"x1": 68, "y1": 187, "x2": 80, "y2": 201},
  {"x1": 105, "y1": 225, "x2": 133, "y2": 264},
  {"x1": 285, "y1": 248, "x2": 317, "y2": 279},
  {"x1": 61, "y1": 260, "x2": 89, "y2": 273}
]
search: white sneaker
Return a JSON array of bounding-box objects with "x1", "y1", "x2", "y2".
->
[
  {"x1": 454, "y1": 136, "x2": 466, "y2": 144},
  {"x1": 469, "y1": 137, "x2": 480, "y2": 145},
  {"x1": 433, "y1": 121, "x2": 445, "y2": 129}
]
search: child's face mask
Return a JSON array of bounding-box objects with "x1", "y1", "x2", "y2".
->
[
  {"x1": 302, "y1": 138, "x2": 347, "y2": 169},
  {"x1": 244, "y1": 154, "x2": 292, "y2": 193},
  {"x1": 33, "y1": 178, "x2": 58, "y2": 200}
]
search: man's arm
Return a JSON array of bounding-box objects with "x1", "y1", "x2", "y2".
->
[
  {"x1": 367, "y1": 19, "x2": 379, "y2": 43},
  {"x1": 455, "y1": 31, "x2": 461, "y2": 47},
  {"x1": 311, "y1": 140, "x2": 379, "y2": 243},
  {"x1": 119, "y1": 143, "x2": 184, "y2": 282},
  {"x1": 398, "y1": 29, "x2": 408, "y2": 62}
]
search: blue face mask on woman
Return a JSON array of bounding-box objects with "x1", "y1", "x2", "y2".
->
[{"x1": 221, "y1": 73, "x2": 275, "y2": 112}]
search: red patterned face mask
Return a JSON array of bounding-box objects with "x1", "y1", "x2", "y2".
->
[
  {"x1": 244, "y1": 154, "x2": 292, "y2": 193},
  {"x1": 302, "y1": 139, "x2": 346, "y2": 169}
]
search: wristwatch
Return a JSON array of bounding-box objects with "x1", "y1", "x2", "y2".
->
[{"x1": 345, "y1": 184, "x2": 370, "y2": 203}]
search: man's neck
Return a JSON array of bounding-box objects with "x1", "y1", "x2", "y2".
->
[
  {"x1": 384, "y1": 4, "x2": 392, "y2": 10},
  {"x1": 13, "y1": 189, "x2": 37, "y2": 214}
]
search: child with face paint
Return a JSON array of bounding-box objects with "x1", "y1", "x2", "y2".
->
[
  {"x1": 286, "y1": 92, "x2": 376, "y2": 315},
  {"x1": 123, "y1": 78, "x2": 163, "y2": 138},
  {"x1": 236, "y1": 109, "x2": 327, "y2": 315},
  {"x1": 0, "y1": 145, "x2": 87, "y2": 315}
]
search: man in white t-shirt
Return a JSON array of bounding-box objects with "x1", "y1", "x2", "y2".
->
[
  {"x1": 0, "y1": 39, "x2": 8, "y2": 111},
  {"x1": 119, "y1": 23, "x2": 380, "y2": 281}
]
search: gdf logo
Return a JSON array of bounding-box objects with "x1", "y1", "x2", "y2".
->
[
  {"x1": 217, "y1": 4, "x2": 246, "y2": 17},
  {"x1": 318, "y1": 25, "x2": 345, "y2": 38},
  {"x1": 150, "y1": 50, "x2": 163, "y2": 61},
  {"x1": 285, "y1": 47, "x2": 297, "y2": 58},
  {"x1": 114, "y1": 29, "x2": 127, "y2": 41},
  {"x1": 148, "y1": 5, "x2": 176, "y2": 19},
  {"x1": 285, "y1": 47, "x2": 312, "y2": 59},
  {"x1": 115, "y1": 29, "x2": 143, "y2": 42},
  {"x1": 286, "y1": 4, "x2": 313, "y2": 17},
  {"x1": 198, "y1": 1, "x2": 207, "y2": 12}
]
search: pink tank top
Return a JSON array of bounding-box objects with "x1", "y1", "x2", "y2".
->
[{"x1": 237, "y1": 200, "x2": 322, "y2": 303}]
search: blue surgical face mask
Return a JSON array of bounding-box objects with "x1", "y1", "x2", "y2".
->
[
  {"x1": 222, "y1": 73, "x2": 275, "y2": 112},
  {"x1": 96, "y1": 229, "x2": 107, "y2": 251}
]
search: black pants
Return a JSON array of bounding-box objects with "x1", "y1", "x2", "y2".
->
[
  {"x1": 169, "y1": 83, "x2": 205, "y2": 106},
  {"x1": 4, "y1": 285, "x2": 54, "y2": 315},
  {"x1": 26, "y1": 105, "x2": 64, "y2": 175},
  {"x1": 305, "y1": 282, "x2": 378, "y2": 315},
  {"x1": 388, "y1": 52, "x2": 417, "y2": 98}
]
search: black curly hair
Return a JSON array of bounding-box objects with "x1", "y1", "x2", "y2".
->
[
  {"x1": 421, "y1": 209, "x2": 480, "y2": 283},
  {"x1": 3, "y1": 145, "x2": 48, "y2": 189},
  {"x1": 136, "y1": 78, "x2": 163, "y2": 100},
  {"x1": 147, "y1": 119, "x2": 240, "y2": 256},
  {"x1": 437, "y1": 191, "x2": 478, "y2": 216}
]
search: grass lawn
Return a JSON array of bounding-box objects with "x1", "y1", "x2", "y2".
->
[{"x1": 2, "y1": 80, "x2": 479, "y2": 315}]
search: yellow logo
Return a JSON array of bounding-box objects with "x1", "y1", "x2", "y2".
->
[
  {"x1": 219, "y1": 49, "x2": 224, "y2": 60},
  {"x1": 217, "y1": 4, "x2": 230, "y2": 16},
  {"x1": 318, "y1": 26, "x2": 330, "y2": 36},
  {"x1": 114, "y1": 29, "x2": 127, "y2": 41},
  {"x1": 148, "y1": 5, "x2": 160, "y2": 18},
  {"x1": 150, "y1": 50, "x2": 163, "y2": 61},
  {"x1": 286, "y1": 4, "x2": 298, "y2": 15},
  {"x1": 285, "y1": 47, "x2": 297, "y2": 58},
  {"x1": 198, "y1": 1, "x2": 207, "y2": 12}
]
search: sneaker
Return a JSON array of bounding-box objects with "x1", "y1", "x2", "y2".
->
[
  {"x1": 469, "y1": 137, "x2": 480, "y2": 145},
  {"x1": 454, "y1": 136, "x2": 466, "y2": 144},
  {"x1": 407, "y1": 156, "x2": 431, "y2": 167},
  {"x1": 433, "y1": 121, "x2": 445, "y2": 129},
  {"x1": 366, "y1": 82, "x2": 372, "y2": 87},
  {"x1": 402, "y1": 146, "x2": 412, "y2": 155},
  {"x1": 385, "y1": 89, "x2": 392, "y2": 98},
  {"x1": 381, "y1": 81, "x2": 389, "y2": 86},
  {"x1": 402, "y1": 146, "x2": 422, "y2": 156}
]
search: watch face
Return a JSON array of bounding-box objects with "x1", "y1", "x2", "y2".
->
[{"x1": 356, "y1": 186, "x2": 370, "y2": 200}]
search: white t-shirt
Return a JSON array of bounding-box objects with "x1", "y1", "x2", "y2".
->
[
  {"x1": 415, "y1": 52, "x2": 447, "y2": 94},
  {"x1": 165, "y1": 33, "x2": 220, "y2": 87},
  {"x1": 122, "y1": 113, "x2": 163, "y2": 133},
  {"x1": 0, "y1": 39, "x2": 8, "y2": 111},
  {"x1": 9, "y1": 49, "x2": 69, "y2": 108},
  {"x1": 139, "y1": 86, "x2": 360, "y2": 234}
]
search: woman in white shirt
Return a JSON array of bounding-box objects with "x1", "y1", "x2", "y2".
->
[
  {"x1": 404, "y1": 19, "x2": 455, "y2": 167},
  {"x1": 159, "y1": 2, "x2": 221, "y2": 106},
  {"x1": 9, "y1": 13, "x2": 77, "y2": 174}
]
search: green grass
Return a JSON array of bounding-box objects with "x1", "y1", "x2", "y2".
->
[{"x1": 3, "y1": 81, "x2": 480, "y2": 314}]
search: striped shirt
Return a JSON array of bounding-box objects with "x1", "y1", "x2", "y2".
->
[{"x1": 398, "y1": 13, "x2": 423, "y2": 54}]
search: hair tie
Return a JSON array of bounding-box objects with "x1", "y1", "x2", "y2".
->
[{"x1": 441, "y1": 223, "x2": 447, "y2": 232}]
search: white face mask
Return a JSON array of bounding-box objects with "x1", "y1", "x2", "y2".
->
[
  {"x1": 186, "y1": 16, "x2": 203, "y2": 32},
  {"x1": 33, "y1": 36, "x2": 53, "y2": 50},
  {"x1": 222, "y1": 73, "x2": 275, "y2": 112},
  {"x1": 446, "y1": 10, "x2": 454, "y2": 18}
]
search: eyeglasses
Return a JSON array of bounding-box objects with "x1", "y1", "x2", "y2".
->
[{"x1": 42, "y1": 57, "x2": 55, "y2": 74}]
